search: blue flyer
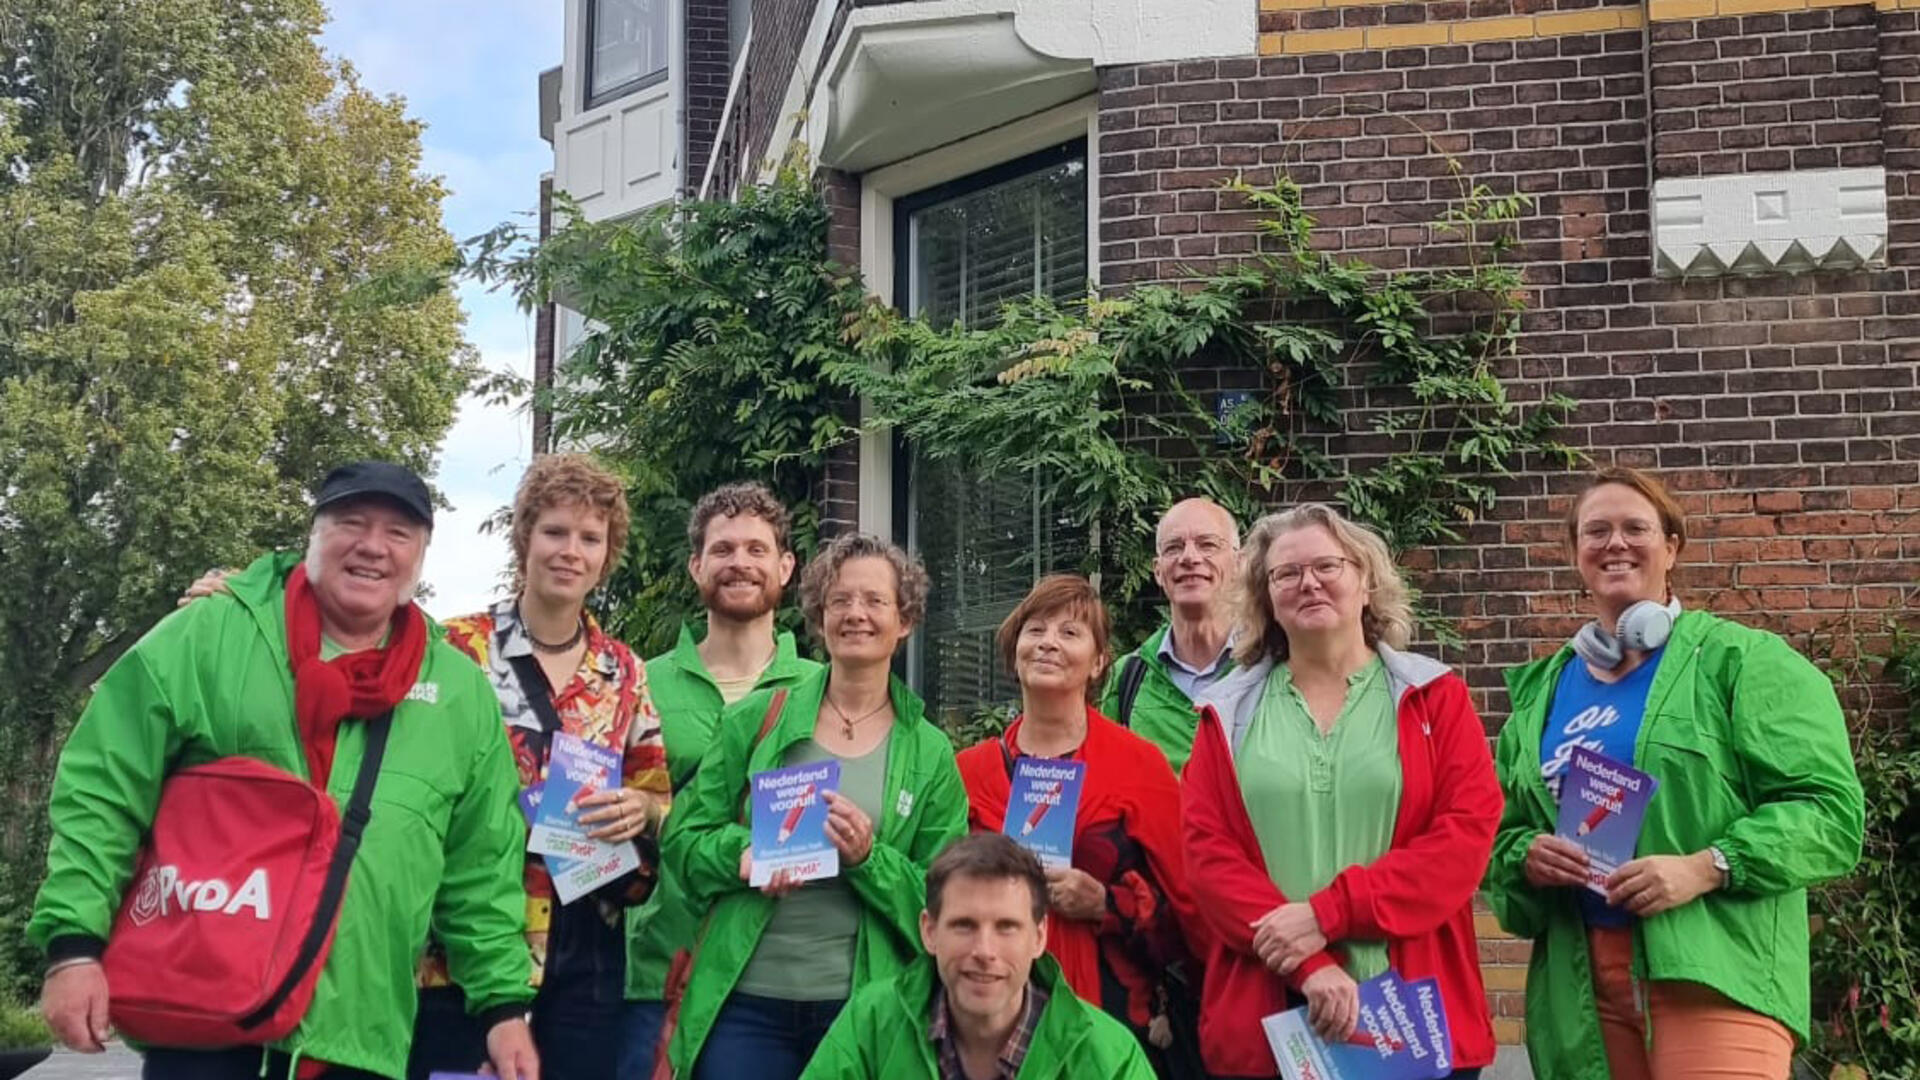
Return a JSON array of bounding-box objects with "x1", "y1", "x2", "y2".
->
[
  {"x1": 1262, "y1": 971, "x2": 1453, "y2": 1080},
  {"x1": 1554, "y1": 745, "x2": 1659, "y2": 896},
  {"x1": 1003, "y1": 757, "x2": 1086, "y2": 870},
  {"x1": 749, "y1": 760, "x2": 840, "y2": 886},
  {"x1": 526, "y1": 732, "x2": 639, "y2": 902}
]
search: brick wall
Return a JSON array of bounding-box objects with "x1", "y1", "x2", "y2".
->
[
  {"x1": 1094, "y1": 3, "x2": 1918, "y2": 1043},
  {"x1": 685, "y1": 0, "x2": 733, "y2": 194},
  {"x1": 1650, "y1": 5, "x2": 1883, "y2": 178}
]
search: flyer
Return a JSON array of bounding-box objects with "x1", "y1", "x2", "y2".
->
[
  {"x1": 749, "y1": 760, "x2": 841, "y2": 887},
  {"x1": 525, "y1": 732, "x2": 640, "y2": 903},
  {"x1": 527, "y1": 732, "x2": 620, "y2": 859},
  {"x1": 1554, "y1": 745, "x2": 1659, "y2": 897},
  {"x1": 1002, "y1": 757, "x2": 1086, "y2": 870},
  {"x1": 1262, "y1": 971, "x2": 1454, "y2": 1080}
]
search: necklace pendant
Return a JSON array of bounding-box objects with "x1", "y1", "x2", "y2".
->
[{"x1": 841, "y1": 719, "x2": 854, "y2": 739}]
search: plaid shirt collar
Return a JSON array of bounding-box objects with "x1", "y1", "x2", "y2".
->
[{"x1": 928, "y1": 977, "x2": 1049, "y2": 1080}]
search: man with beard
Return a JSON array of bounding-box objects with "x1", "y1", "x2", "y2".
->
[
  {"x1": 618, "y1": 482, "x2": 822, "y2": 1073},
  {"x1": 1099, "y1": 497, "x2": 1240, "y2": 775}
]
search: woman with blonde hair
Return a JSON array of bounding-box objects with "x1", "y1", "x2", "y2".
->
[{"x1": 1184, "y1": 503, "x2": 1500, "y2": 1079}]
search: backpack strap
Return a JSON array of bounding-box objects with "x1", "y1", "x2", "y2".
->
[
  {"x1": 239, "y1": 711, "x2": 393, "y2": 1030},
  {"x1": 1116, "y1": 653, "x2": 1148, "y2": 728}
]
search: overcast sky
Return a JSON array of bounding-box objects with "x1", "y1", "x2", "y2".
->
[{"x1": 320, "y1": 0, "x2": 559, "y2": 617}]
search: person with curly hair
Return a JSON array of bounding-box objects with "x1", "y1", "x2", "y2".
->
[{"x1": 660, "y1": 533, "x2": 969, "y2": 1080}]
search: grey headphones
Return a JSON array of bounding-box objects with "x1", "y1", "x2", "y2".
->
[{"x1": 1572, "y1": 596, "x2": 1681, "y2": 670}]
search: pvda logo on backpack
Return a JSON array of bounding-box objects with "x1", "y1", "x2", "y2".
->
[{"x1": 127, "y1": 864, "x2": 273, "y2": 926}]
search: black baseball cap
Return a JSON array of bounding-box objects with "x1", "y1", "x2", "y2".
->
[{"x1": 313, "y1": 461, "x2": 434, "y2": 529}]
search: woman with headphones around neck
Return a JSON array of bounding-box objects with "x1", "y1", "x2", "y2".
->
[{"x1": 1484, "y1": 467, "x2": 1864, "y2": 1080}]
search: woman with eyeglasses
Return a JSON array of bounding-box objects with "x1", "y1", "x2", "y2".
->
[
  {"x1": 1483, "y1": 468, "x2": 1862, "y2": 1080},
  {"x1": 660, "y1": 533, "x2": 969, "y2": 1080},
  {"x1": 1183, "y1": 504, "x2": 1500, "y2": 1080}
]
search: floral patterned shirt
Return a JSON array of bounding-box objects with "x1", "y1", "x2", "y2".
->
[{"x1": 419, "y1": 599, "x2": 668, "y2": 987}]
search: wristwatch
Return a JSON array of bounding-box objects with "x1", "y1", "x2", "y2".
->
[{"x1": 1706, "y1": 845, "x2": 1730, "y2": 887}]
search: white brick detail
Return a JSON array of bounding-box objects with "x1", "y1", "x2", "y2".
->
[{"x1": 1652, "y1": 167, "x2": 1888, "y2": 278}]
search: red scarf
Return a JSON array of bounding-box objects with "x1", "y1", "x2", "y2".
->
[{"x1": 283, "y1": 562, "x2": 427, "y2": 788}]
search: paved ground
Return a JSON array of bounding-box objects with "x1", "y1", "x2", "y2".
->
[{"x1": 20, "y1": 1046, "x2": 139, "y2": 1079}]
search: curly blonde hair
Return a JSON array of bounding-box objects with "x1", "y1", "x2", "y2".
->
[
  {"x1": 1234, "y1": 503, "x2": 1413, "y2": 665},
  {"x1": 510, "y1": 453, "x2": 631, "y2": 589}
]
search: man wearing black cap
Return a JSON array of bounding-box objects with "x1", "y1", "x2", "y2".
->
[{"x1": 31, "y1": 461, "x2": 541, "y2": 1079}]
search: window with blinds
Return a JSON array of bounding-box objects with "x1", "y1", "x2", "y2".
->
[{"x1": 894, "y1": 141, "x2": 1090, "y2": 720}]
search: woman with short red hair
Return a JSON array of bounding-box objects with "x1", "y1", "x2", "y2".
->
[{"x1": 955, "y1": 574, "x2": 1203, "y2": 1075}]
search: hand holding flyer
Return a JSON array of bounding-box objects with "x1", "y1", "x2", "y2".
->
[
  {"x1": 1003, "y1": 757, "x2": 1086, "y2": 870},
  {"x1": 1554, "y1": 745, "x2": 1658, "y2": 896},
  {"x1": 526, "y1": 732, "x2": 641, "y2": 903},
  {"x1": 750, "y1": 761, "x2": 841, "y2": 887},
  {"x1": 1263, "y1": 971, "x2": 1453, "y2": 1080}
]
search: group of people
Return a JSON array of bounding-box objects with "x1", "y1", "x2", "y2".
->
[{"x1": 27, "y1": 453, "x2": 1864, "y2": 1080}]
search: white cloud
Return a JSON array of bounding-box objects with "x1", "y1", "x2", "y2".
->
[{"x1": 314, "y1": 2, "x2": 561, "y2": 616}]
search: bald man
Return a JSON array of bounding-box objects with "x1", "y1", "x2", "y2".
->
[{"x1": 1098, "y1": 498, "x2": 1240, "y2": 774}]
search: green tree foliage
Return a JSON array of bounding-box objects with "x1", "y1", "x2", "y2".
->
[
  {"x1": 474, "y1": 177, "x2": 863, "y2": 655},
  {"x1": 0, "y1": 0, "x2": 479, "y2": 887}
]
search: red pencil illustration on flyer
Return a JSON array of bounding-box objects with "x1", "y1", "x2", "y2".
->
[
  {"x1": 1019, "y1": 781, "x2": 1062, "y2": 836},
  {"x1": 776, "y1": 783, "x2": 817, "y2": 844}
]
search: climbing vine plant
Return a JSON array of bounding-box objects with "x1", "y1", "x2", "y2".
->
[
  {"x1": 476, "y1": 165, "x2": 1575, "y2": 647},
  {"x1": 838, "y1": 174, "x2": 1576, "y2": 634}
]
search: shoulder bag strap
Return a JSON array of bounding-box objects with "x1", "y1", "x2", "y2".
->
[
  {"x1": 239, "y1": 711, "x2": 394, "y2": 1030},
  {"x1": 1117, "y1": 653, "x2": 1148, "y2": 728}
]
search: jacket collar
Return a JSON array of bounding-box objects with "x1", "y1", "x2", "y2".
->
[
  {"x1": 672, "y1": 620, "x2": 811, "y2": 688},
  {"x1": 1196, "y1": 644, "x2": 1448, "y2": 753}
]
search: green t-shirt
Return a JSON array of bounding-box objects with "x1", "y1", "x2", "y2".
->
[
  {"x1": 1236, "y1": 657, "x2": 1400, "y2": 980},
  {"x1": 734, "y1": 733, "x2": 892, "y2": 1001}
]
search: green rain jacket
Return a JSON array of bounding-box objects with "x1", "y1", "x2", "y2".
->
[
  {"x1": 1097, "y1": 624, "x2": 1226, "y2": 775},
  {"x1": 626, "y1": 623, "x2": 822, "y2": 999},
  {"x1": 28, "y1": 552, "x2": 531, "y2": 1079},
  {"x1": 1483, "y1": 610, "x2": 1864, "y2": 1080},
  {"x1": 798, "y1": 954, "x2": 1155, "y2": 1079},
  {"x1": 661, "y1": 667, "x2": 969, "y2": 1073}
]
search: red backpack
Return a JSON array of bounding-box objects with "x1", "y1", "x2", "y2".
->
[{"x1": 102, "y1": 715, "x2": 392, "y2": 1046}]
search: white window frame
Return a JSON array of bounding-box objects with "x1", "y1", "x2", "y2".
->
[{"x1": 854, "y1": 96, "x2": 1101, "y2": 538}]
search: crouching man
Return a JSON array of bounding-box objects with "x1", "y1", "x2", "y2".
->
[{"x1": 800, "y1": 833, "x2": 1151, "y2": 1080}]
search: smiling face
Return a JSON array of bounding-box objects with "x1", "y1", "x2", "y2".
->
[
  {"x1": 1263, "y1": 523, "x2": 1367, "y2": 651},
  {"x1": 821, "y1": 555, "x2": 912, "y2": 665},
  {"x1": 307, "y1": 498, "x2": 429, "y2": 625},
  {"x1": 1013, "y1": 607, "x2": 1105, "y2": 701},
  {"x1": 521, "y1": 501, "x2": 608, "y2": 609},
  {"x1": 1572, "y1": 483, "x2": 1680, "y2": 623},
  {"x1": 920, "y1": 873, "x2": 1048, "y2": 1033},
  {"x1": 690, "y1": 511, "x2": 794, "y2": 622},
  {"x1": 1153, "y1": 499, "x2": 1237, "y2": 616}
]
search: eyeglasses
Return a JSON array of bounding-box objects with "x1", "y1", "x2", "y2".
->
[
  {"x1": 825, "y1": 592, "x2": 895, "y2": 614},
  {"x1": 1578, "y1": 519, "x2": 1661, "y2": 547},
  {"x1": 1266, "y1": 556, "x2": 1357, "y2": 591},
  {"x1": 1157, "y1": 534, "x2": 1232, "y2": 560}
]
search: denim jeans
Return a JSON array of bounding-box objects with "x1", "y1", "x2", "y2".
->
[
  {"x1": 144, "y1": 1047, "x2": 383, "y2": 1079},
  {"x1": 617, "y1": 998, "x2": 668, "y2": 1076},
  {"x1": 407, "y1": 965, "x2": 627, "y2": 1080},
  {"x1": 692, "y1": 992, "x2": 847, "y2": 1080}
]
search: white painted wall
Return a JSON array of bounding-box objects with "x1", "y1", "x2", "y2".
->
[{"x1": 553, "y1": 0, "x2": 684, "y2": 224}]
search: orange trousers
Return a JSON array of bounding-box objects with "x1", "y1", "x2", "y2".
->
[{"x1": 1587, "y1": 926, "x2": 1794, "y2": 1080}]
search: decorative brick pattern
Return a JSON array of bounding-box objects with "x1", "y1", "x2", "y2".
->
[{"x1": 1650, "y1": 5, "x2": 1882, "y2": 179}]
